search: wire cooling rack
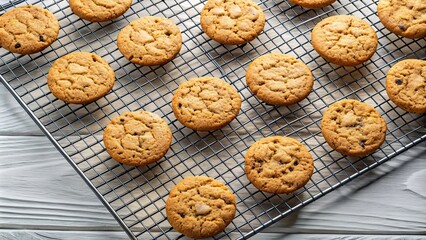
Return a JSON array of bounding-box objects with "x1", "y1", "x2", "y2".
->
[{"x1": 1, "y1": 0, "x2": 425, "y2": 239}]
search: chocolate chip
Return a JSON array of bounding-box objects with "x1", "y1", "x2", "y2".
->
[
  {"x1": 360, "y1": 140, "x2": 366, "y2": 148},
  {"x1": 398, "y1": 24, "x2": 406, "y2": 31},
  {"x1": 39, "y1": 35, "x2": 44, "y2": 42},
  {"x1": 14, "y1": 43, "x2": 21, "y2": 49},
  {"x1": 395, "y1": 79, "x2": 403, "y2": 85},
  {"x1": 120, "y1": 118, "x2": 125, "y2": 122}
]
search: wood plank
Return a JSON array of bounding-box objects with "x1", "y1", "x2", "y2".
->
[
  {"x1": 1, "y1": 231, "x2": 426, "y2": 240},
  {"x1": 0, "y1": 86, "x2": 41, "y2": 135},
  {"x1": 0, "y1": 135, "x2": 425, "y2": 235}
]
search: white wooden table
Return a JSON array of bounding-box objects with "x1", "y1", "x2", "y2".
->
[{"x1": 0, "y1": 84, "x2": 425, "y2": 239}]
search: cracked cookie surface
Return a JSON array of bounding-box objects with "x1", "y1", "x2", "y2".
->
[
  {"x1": 378, "y1": 0, "x2": 426, "y2": 39},
  {"x1": 172, "y1": 77, "x2": 242, "y2": 131},
  {"x1": 289, "y1": 0, "x2": 336, "y2": 9},
  {"x1": 103, "y1": 110, "x2": 172, "y2": 166},
  {"x1": 200, "y1": 0, "x2": 266, "y2": 45},
  {"x1": 0, "y1": 5, "x2": 59, "y2": 54},
  {"x1": 246, "y1": 53, "x2": 314, "y2": 106},
  {"x1": 70, "y1": 0, "x2": 132, "y2": 22},
  {"x1": 321, "y1": 99, "x2": 387, "y2": 157},
  {"x1": 166, "y1": 176, "x2": 236, "y2": 239},
  {"x1": 117, "y1": 16, "x2": 182, "y2": 66},
  {"x1": 312, "y1": 15, "x2": 378, "y2": 66},
  {"x1": 48, "y1": 52, "x2": 115, "y2": 104},
  {"x1": 386, "y1": 59, "x2": 426, "y2": 114},
  {"x1": 245, "y1": 136, "x2": 314, "y2": 194}
]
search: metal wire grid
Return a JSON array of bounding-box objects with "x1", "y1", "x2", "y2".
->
[{"x1": 0, "y1": 0, "x2": 425, "y2": 238}]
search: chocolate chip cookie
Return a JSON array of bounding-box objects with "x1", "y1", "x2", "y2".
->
[
  {"x1": 103, "y1": 110, "x2": 172, "y2": 166},
  {"x1": 70, "y1": 0, "x2": 132, "y2": 22},
  {"x1": 245, "y1": 136, "x2": 314, "y2": 194},
  {"x1": 321, "y1": 99, "x2": 387, "y2": 156},
  {"x1": 172, "y1": 77, "x2": 242, "y2": 131},
  {"x1": 290, "y1": 0, "x2": 336, "y2": 9},
  {"x1": 246, "y1": 53, "x2": 314, "y2": 105},
  {"x1": 117, "y1": 16, "x2": 182, "y2": 66},
  {"x1": 386, "y1": 59, "x2": 426, "y2": 114},
  {"x1": 378, "y1": 0, "x2": 426, "y2": 39},
  {"x1": 166, "y1": 176, "x2": 236, "y2": 239},
  {"x1": 0, "y1": 5, "x2": 59, "y2": 54},
  {"x1": 47, "y1": 52, "x2": 115, "y2": 104},
  {"x1": 200, "y1": 0, "x2": 266, "y2": 45},
  {"x1": 312, "y1": 15, "x2": 378, "y2": 66}
]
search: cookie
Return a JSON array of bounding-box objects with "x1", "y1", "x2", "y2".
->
[
  {"x1": 246, "y1": 53, "x2": 314, "y2": 105},
  {"x1": 48, "y1": 52, "x2": 115, "y2": 104},
  {"x1": 289, "y1": 0, "x2": 336, "y2": 9},
  {"x1": 321, "y1": 99, "x2": 387, "y2": 157},
  {"x1": 70, "y1": 0, "x2": 132, "y2": 22},
  {"x1": 117, "y1": 16, "x2": 182, "y2": 66},
  {"x1": 378, "y1": 0, "x2": 426, "y2": 39},
  {"x1": 172, "y1": 77, "x2": 242, "y2": 131},
  {"x1": 0, "y1": 5, "x2": 59, "y2": 54},
  {"x1": 166, "y1": 176, "x2": 236, "y2": 239},
  {"x1": 200, "y1": 0, "x2": 266, "y2": 45},
  {"x1": 386, "y1": 59, "x2": 426, "y2": 114},
  {"x1": 103, "y1": 110, "x2": 172, "y2": 166},
  {"x1": 244, "y1": 136, "x2": 314, "y2": 194},
  {"x1": 312, "y1": 15, "x2": 378, "y2": 66}
]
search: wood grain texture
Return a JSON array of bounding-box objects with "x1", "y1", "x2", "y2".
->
[
  {"x1": 0, "y1": 86, "x2": 41, "y2": 136},
  {"x1": 1, "y1": 231, "x2": 425, "y2": 240},
  {"x1": 0, "y1": 136, "x2": 425, "y2": 235},
  {"x1": 1, "y1": 79, "x2": 426, "y2": 238}
]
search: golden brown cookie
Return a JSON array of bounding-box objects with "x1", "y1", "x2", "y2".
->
[
  {"x1": 117, "y1": 16, "x2": 182, "y2": 66},
  {"x1": 172, "y1": 77, "x2": 242, "y2": 131},
  {"x1": 386, "y1": 59, "x2": 426, "y2": 114},
  {"x1": 289, "y1": 0, "x2": 336, "y2": 9},
  {"x1": 70, "y1": 0, "x2": 132, "y2": 22},
  {"x1": 321, "y1": 99, "x2": 387, "y2": 157},
  {"x1": 103, "y1": 110, "x2": 172, "y2": 166},
  {"x1": 378, "y1": 0, "x2": 426, "y2": 39},
  {"x1": 166, "y1": 176, "x2": 236, "y2": 239},
  {"x1": 244, "y1": 136, "x2": 314, "y2": 194},
  {"x1": 312, "y1": 15, "x2": 378, "y2": 66},
  {"x1": 48, "y1": 52, "x2": 115, "y2": 104},
  {"x1": 200, "y1": 0, "x2": 266, "y2": 45},
  {"x1": 0, "y1": 5, "x2": 59, "y2": 54},
  {"x1": 246, "y1": 53, "x2": 314, "y2": 105}
]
